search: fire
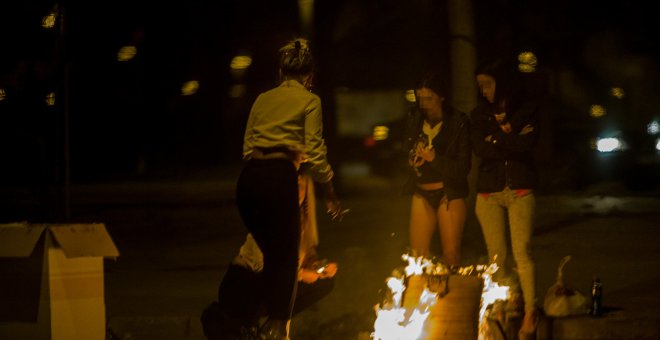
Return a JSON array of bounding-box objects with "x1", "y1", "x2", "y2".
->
[
  {"x1": 372, "y1": 254, "x2": 510, "y2": 340},
  {"x1": 476, "y1": 264, "x2": 510, "y2": 340},
  {"x1": 371, "y1": 255, "x2": 437, "y2": 340}
]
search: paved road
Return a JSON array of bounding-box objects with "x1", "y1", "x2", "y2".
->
[
  {"x1": 7, "y1": 165, "x2": 660, "y2": 339},
  {"x1": 92, "y1": 167, "x2": 660, "y2": 339}
]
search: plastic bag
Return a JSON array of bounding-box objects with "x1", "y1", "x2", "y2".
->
[{"x1": 543, "y1": 256, "x2": 589, "y2": 317}]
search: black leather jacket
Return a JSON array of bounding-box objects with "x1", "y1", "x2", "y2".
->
[
  {"x1": 402, "y1": 105, "x2": 472, "y2": 200},
  {"x1": 470, "y1": 99, "x2": 539, "y2": 193}
]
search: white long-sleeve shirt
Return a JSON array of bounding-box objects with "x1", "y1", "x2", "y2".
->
[{"x1": 242, "y1": 80, "x2": 334, "y2": 183}]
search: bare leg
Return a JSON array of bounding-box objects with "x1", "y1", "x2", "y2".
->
[
  {"x1": 437, "y1": 198, "x2": 466, "y2": 266},
  {"x1": 409, "y1": 193, "x2": 437, "y2": 258}
]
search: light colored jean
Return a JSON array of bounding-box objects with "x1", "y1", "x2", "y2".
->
[{"x1": 475, "y1": 187, "x2": 537, "y2": 312}]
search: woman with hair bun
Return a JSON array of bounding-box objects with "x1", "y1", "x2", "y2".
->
[{"x1": 235, "y1": 38, "x2": 343, "y2": 340}]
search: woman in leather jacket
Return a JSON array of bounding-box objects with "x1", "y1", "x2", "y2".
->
[
  {"x1": 402, "y1": 73, "x2": 471, "y2": 267},
  {"x1": 470, "y1": 57, "x2": 540, "y2": 340}
]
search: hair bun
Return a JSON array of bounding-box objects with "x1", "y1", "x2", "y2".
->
[{"x1": 278, "y1": 38, "x2": 314, "y2": 79}]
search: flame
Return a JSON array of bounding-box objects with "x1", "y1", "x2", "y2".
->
[
  {"x1": 372, "y1": 276, "x2": 436, "y2": 340},
  {"x1": 477, "y1": 264, "x2": 510, "y2": 340},
  {"x1": 372, "y1": 255, "x2": 510, "y2": 340},
  {"x1": 372, "y1": 255, "x2": 438, "y2": 340}
]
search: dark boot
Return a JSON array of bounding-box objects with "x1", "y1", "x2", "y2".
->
[{"x1": 258, "y1": 319, "x2": 290, "y2": 340}]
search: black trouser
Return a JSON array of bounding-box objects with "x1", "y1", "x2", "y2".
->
[{"x1": 235, "y1": 158, "x2": 300, "y2": 320}]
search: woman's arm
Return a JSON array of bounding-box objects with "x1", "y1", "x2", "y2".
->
[
  {"x1": 470, "y1": 108, "x2": 508, "y2": 160},
  {"x1": 488, "y1": 102, "x2": 539, "y2": 153},
  {"x1": 304, "y1": 95, "x2": 334, "y2": 183}
]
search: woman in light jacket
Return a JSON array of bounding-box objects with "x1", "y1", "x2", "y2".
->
[{"x1": 236, "y1": 38, "x2": 343, "y2": 340}]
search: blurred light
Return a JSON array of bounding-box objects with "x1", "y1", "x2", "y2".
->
[
  {"x1": 45, "y1": 92, "x2": 56, "y2": 106},
  {"x1": 230, "y1": 55, "x2": 252, "y2": 70},
  {"x1": 517, "y1": 51, "x2": 537, "y2": 73},
  {"x1": 590, "y1": 104, "x2": 606, "y2": 118},
  {"x1": 181, "y1": 80, "x2": 199, "y2": 96},
  {"x1": 117, "y1": 46, "x2": 137, "y2": 61},
  {"x1": 373, "y1": 125, "x2": 389, "y2": 141},
  {"x1": 42, "y1": 11, "x2": 56, "y2": 29},
  {"x1": 610, "y1": 87, "x2": 625, "y2": 99},
  {"x1": 229, "y1": 84, "x2": 246, "y2": 98},
  {"x1": 363, "y1": 136, "x2": 376, "y2": 148},
  {"x1": 405, "y1": 89, "x2": 416, "y2": 103},
  {"x1": 518, "y1": 64, "x2": 536, "y2": 73},
  {"x1": 518, "y1": 51, "x2": 537, "y2": 66},
  {"x1": 655, "y1": 138, "x2": 660, "y2": 152},
  {"x1": 596, "y1": 137, "x2": 623, "y2": 152},
  {"x1": 0, "y1": 89, "x2": 5, "y2": 101},
  {"x1": 647, "y1": 121, "x2": 659, "y2": 135}
]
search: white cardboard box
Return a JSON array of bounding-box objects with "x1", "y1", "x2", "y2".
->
[{"x1": 0, "y1": 222, "x2": 119, "y2": 340}]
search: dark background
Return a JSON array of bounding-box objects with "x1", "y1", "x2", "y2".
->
[{"x1": 1, "y1": 0, "x2": 659, "y2": 218}]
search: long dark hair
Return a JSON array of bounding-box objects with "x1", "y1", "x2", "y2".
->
[
  {"x1": 414, "y1": 72, "x2": 450, "y2": 112},
  {"x1": 474, "y1": 57, "x2": 522, "y2": 112}
]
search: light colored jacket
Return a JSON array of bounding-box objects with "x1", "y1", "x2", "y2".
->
[{"x1": 242, "y1": 80, "x2": 334, "y2": 183}]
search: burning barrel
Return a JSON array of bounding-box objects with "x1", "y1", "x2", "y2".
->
[{"x1": 403, "y1": 274, "x2": 484, "y2": 340}]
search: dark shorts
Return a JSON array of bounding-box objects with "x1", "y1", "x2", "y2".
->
[{"x1": 415, "y1": 187, "x2": 447, "y2": 210}]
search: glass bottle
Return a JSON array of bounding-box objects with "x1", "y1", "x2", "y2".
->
[{"x1": 590, "y1": 276, "x2": 603, "y2": 317}]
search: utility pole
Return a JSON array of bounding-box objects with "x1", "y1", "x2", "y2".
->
[
  {"x1": 447, "y1": 0, "x2": 482, "y2": 251},
  {"x1": 447, "y1": 0, "x2": 478, "y2": 114}
]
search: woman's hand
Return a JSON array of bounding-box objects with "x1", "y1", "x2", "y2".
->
[
  {"x1": 322, "y1": 180, "x2": 346, "y2": 222},
  {"x1": 318, "y1": 262, "x2": 338, "y2": 279},
  {"x1": 298, "y1": 269, "x2": 320, "y2": 283},
  {"x1": 409, "y1": 153, "x2": 424, "y2": 167},
  {"x1": 499, "y1": 122, "x2": 512, "y2": 133},
  {"x1": 298, "y1": 262, "x2": 338, "y2": 283},
  {"x1": 416, "y1": 143, "x2": 435, "y2": 162},
  {"x1": 326, "y1": 199, "x2": 347, "y2": 222}
]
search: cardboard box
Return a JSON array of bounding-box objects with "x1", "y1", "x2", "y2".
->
[{"x1": 0, "y1": 222, "x2": 119, "y2": 340}]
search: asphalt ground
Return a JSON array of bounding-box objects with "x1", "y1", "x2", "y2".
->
[{"x1": 3, "y1": 164, "x2": 660, "y2": 339}]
